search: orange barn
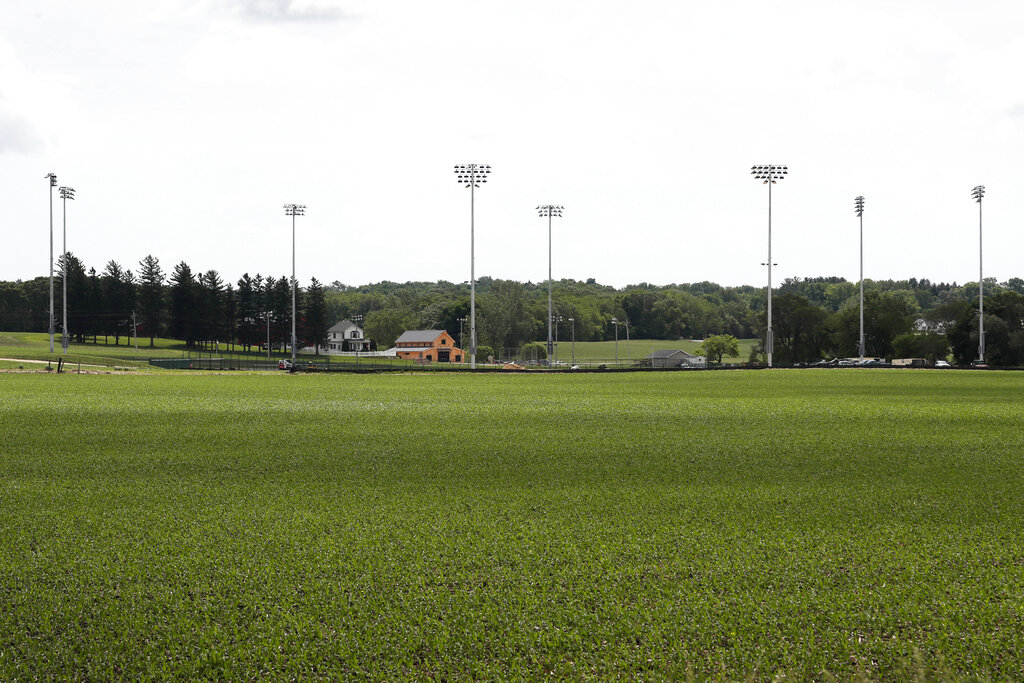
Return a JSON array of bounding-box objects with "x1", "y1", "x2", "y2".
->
[{"x1": 391, "y1": 330, "x2": 463, "y2": 363}]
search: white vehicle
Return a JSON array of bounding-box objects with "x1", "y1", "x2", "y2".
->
[{"x1": 934, "y1": 360, "x2": 951, "y2": 368}]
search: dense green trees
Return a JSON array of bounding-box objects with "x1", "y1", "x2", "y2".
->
[
  {"x1": 700, "y1": 334, "x2": 740, "y2": 364},
  {"x1": 6, "y1": 257, "x2": 1024, "y2": 365},
  {"x1": 947, "y1": 291, "x2": 1024, "y2": 366}
]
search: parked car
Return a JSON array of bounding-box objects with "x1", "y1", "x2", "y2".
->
[
  {"x1": 838, "y1": 360, "x2": 856, "y2": 366},
  {"x1": 970, "y1": 360, "x2": 989, "y2": 368},
  {"x1": 934, "y1": 360, "x2": 951, "y2": 368},
  {"x1": 278, "y1": 359, "x2": 293, "y2": 370}
]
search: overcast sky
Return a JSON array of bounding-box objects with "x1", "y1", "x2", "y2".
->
[{"x1": 2, "y1": 0, "x2": 1022, "y2": 289}]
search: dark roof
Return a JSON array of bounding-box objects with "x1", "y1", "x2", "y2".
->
[
  {"x1": 328, "y1": 320, "x2": 362, "y2": 333},
  {"x1": 394, "y1": 330, "x2": 446, "y2": 344},
  {"x1": 646, "y1": 349, "x2": 695, "y2": 359}
]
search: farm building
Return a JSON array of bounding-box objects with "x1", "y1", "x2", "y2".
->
[
  {"x1": 388, "y1": 330, "x2": 462, "y2": 363},
  {"x1": 645, "y1": 349, "x2": 706, "y2": 368}
]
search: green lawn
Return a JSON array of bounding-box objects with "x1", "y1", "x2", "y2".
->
[
  {"x1": 552, "y1": 337, "x2": 756, "y2": 363},
  {"x1": 0, "y1": 332, "x2": 290, "y2": 371},
  {"x1": 2, "y1": 370, "x2": 1023, "y2": 679}
]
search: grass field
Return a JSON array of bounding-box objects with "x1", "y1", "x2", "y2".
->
[
  {"x1": 0, "y1": 332, "x2": 295, "y2": 372},
  {"x1": 2, "y1": 370, "x2": 1023, "y2": 679},
  {"x1": 559, "y1": 338, "x2": 756, "y2": 363}
]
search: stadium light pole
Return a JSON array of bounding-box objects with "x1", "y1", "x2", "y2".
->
[
  {"x1": 751, "y1": 164, "x2": 787, "y2": 367},
  {"x1": 59, "y1": 186, "x2": 75, "y2": 354},
  {"x1": 552, "y1": 314, "x2": 563, "y2": 364},
  {"x1": 45, "y1": 173, "x2": 57, "y2": 353},
  {"x1": 611, "y1": 317, "x2": 619, "y2": 364},
  {"x1": 457, "y1": 317, "x2": 467, "y2": 360},
  {"x1": 284, "y1": 204, "x2": 305, "y2": 365},
  {"x1": 537, "y1": 205, "x2": 563, "y2": 361},
  {"x1": 855, "y1": 195, "x2": 865, "y2": 361},
  {"x1": 455, "y1": 164, "x2": 490, "y2": 369},
  {"x1": 972, "y1": 185, "x2": 986, "y2": 363},
  {"x1": 568, "y1": 317, "x2": 575, "y2": 365}
]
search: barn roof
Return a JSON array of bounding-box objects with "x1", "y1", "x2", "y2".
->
[{"x1": 394, "y1": 330, "x2": 446, "y2": 344}]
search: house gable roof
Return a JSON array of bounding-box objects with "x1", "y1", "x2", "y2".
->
[{"x1": 328, "y1": 320, "x2": 363, "y2": 334}]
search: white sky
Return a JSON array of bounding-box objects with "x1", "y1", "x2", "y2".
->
[{"x1": 2, "y1": 0, "x2": 1022, "y2": 289}]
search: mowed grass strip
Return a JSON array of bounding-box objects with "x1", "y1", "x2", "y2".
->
[{"x1": 1, "y1": 370, "x2": 1023, "y2": 679}]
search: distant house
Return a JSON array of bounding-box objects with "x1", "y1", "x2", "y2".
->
[
  {"x1": 328, "y1": 320, "x2": 369, "y2": 353},
  {"x1": 389, "y1": 330, "x2": 462, "y2": 363},
  {"x1": 646, "y1": 349, "x2": 706, "y2": 368}
]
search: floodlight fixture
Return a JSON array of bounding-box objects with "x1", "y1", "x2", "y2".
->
[
  {"x1": 454, "y1": 164, "x2": 491, "y2": 187},
  {"x1": 750, "y1": 165, "x2": 788, "y2": 184}
]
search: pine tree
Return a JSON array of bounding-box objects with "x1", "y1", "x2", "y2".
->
[
  {"x1": 137, "y1": 255, "x2": 165, "y2": 347},
  {"x1": 169, "y1": 261, "x2": 196, "y2": 346},
  {"x1": 235, "y1": 273, "x2": 257, "y2": 352},
  {"x1": 304, "y1": 277, "x2": 329, "y2": 355}
]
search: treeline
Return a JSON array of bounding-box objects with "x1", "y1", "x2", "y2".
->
[
  {"x1": 321, "y1": 275, "x2": 1024, "y2": 365},
  {"x1": 3, "y1": 256, "x2": 1024, "y2": 365},
  {"x1": 0, "y1": 254, "x2": 330, "y2": 352}
]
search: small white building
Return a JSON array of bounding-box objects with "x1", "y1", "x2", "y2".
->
[
  {"x1": 646, "y1": 349, "x2": 707, "y2": 369},
  {"x1": 327, "y1": 320, "x2": 369, "y2": 353}
]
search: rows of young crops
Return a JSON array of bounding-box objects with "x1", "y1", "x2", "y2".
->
[{"x1": 2, "y1": 370, "x2": 1023, "y2": 678}]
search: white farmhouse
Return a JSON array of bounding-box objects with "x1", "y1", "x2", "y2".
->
[{"x1": 327, "y1": 319, "x2": 369, "y2": 353}]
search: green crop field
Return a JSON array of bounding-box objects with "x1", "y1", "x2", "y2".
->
[{"x1": 2, "y1": 370, "x2": 1023, "y2": 679}]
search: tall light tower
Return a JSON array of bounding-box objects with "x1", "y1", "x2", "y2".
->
[
  {"x1": 455, "y1": 164, "x2": 490, "y2": 369},
  {"x1": 59, "y1": 186, "x2": 76, "y2": 353},
  {"x1": 855, "y1": 195, "x2": 865, "y2": 360},
  {"x1": 567, "y1": 317, "x2": 575, "y2": 365},
  {"x1": 611, "y1": 317, "x2": 619, "y2": 364},
  {"x1": 751, "y1": 164, "x2": 787, "y2": 367},
  {"x1": 45, "y1": 173, "x2": 57, "y2": 353},
  {"x1": 537, "y1": 205, "x2": 563, "y2": 360},
  {"x1": 283, "y1": 203, "x2": 305, "y2": 365},
  {"x1": 552, "y1": 314, "x2": 563, "y2": 364},
  {"x1": 457, "y1": 317, "x2": 467, "y2": 358},
  {"x1": 972, "y1": 185, "x2": 985, "y2": 363}
]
